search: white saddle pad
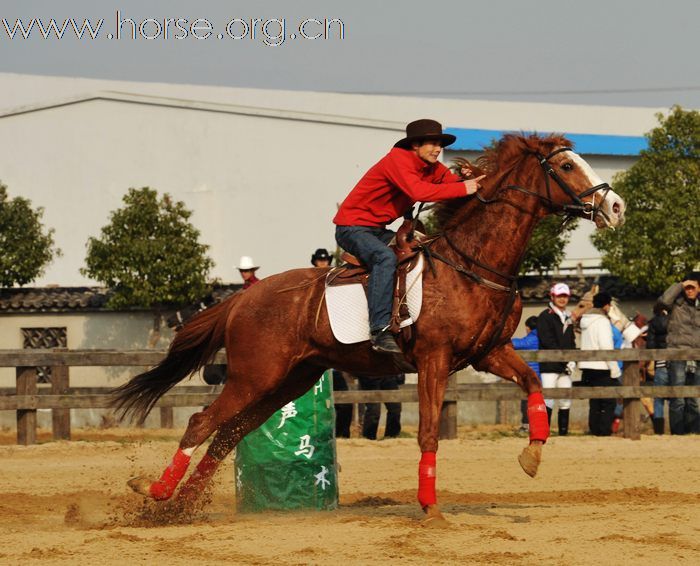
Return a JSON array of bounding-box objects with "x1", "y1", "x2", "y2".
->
[{"x1": 325, "y1": 255, "x2": 424, "y2": 344}]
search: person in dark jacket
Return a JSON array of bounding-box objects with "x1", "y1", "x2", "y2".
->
[
  {"x1": 658, "y1": 272, "x2": 700, "y2": 435},
  {"x1": 512, "y1": 316, "x2": 541, "y2": 433},
  {"x1": 537, "y1": 283, "x2": 577, "y2": 435},
  {"x1": 311, "y1": 248, "x2": 333, "y2": 268},
  {"x1": 647, "y1": 303, "x2": 670, "y2": 434},
  {"x1": 358, "y1": 374, "x2": 404, "y2": 439}
]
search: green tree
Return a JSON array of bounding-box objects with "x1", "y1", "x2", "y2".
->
[
  {"x1": 519, "y1": 216, "x2": 578, "y2": 275},
  {"x1": 82, "y1": 187, "x2": 215, "y2": 345},
  {"x1": 592, "y1": 106, "x2": 700, "y2": 292},
  {"x1": 0, "y1": 182, "x2": 59, "y2": 287}
]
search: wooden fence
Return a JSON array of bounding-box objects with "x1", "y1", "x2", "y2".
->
[{"x1": 1, "y1": 348, "x2": 698, "y2": 445}]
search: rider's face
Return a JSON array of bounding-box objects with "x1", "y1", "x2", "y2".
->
[{"x1": 413, "y1": 140, "x2": 443, "y2": 164}]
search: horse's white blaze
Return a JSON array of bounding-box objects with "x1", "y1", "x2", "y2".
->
[{"x1": 570, "y1": 151, "x2": 626, "y2": 227}]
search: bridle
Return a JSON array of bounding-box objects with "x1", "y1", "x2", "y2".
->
[
  {"x1": 473, "y1": 147, "x2": 614, "y2": 223},
  {"x1": 419, "y1": 146, "x2": 615, "y2": 367}
]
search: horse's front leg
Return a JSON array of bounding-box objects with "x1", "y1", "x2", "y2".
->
[
  {"x1": 416, "y1": 351, "x2": 452, "y2": 526},
  {"x1": 475, "y1": 344, "x2": 550, "y2": 477}
]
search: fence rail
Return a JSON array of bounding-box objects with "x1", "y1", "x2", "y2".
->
[{"x1": 1, "y1": 349, "x2": 698, "y2": 445}]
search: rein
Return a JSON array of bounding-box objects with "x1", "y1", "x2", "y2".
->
[{"x1": 414, "y1": 147, "x2": 612, "y2": 366}]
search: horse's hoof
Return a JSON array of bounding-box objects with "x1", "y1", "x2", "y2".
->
[
  {"x1": 518, "y1": 444, "x2": 541, "y2": 478},
  {"x1": 127, "y1": 476, "x2": 154, "y2": 497},
  {"x1": 421, "y1": 505, "x2": 450, "y2": 529}
]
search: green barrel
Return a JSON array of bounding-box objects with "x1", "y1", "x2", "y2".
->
[{"x1": 234, "y1": 370, "x2": 339, "y2": 512}]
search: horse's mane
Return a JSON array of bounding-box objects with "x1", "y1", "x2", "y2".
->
[{"x1": 432, "y1": 133, "x2": 572, "y2": 229}]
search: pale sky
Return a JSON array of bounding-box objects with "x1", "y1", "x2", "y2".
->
[{"x1": 1, "y1": 0, "x2": 700, "y2": 109}]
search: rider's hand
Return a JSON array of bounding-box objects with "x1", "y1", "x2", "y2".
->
[
  {"x1": 464, "y1": 175, "x2": 486, "y2": 195},
  {"x1": 460, "y1": 165, "x2": 473, "y2": 178}
]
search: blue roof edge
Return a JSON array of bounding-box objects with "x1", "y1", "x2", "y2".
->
[{"x1": 444, "y1": 127, "x2": 647, "y2": 156}]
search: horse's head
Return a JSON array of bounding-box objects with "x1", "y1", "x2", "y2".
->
[{"x1": 533, "y1": 139, "x2": 626, "y2": 229}]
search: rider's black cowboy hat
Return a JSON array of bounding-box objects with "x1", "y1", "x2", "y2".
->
[{"x1": 394, "y1": 119, "x2": 456, "y2": 150}]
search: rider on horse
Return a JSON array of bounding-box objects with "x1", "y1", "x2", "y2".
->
[{"x1": 333, "y1": 119, "x2": 485, "y2": 353}]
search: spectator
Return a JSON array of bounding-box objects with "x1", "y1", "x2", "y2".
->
[
  {"x1": 537, "y1": 283, "x2": 577, "y2": 435},
  {"x1": 237, "y1": 255, "x2": 261, "y2": 289},
  {"x1": 311, "y1": 248, "x2": 333, "y2": 268},
  {"x1": 330, "y1": 369, "x2": 353, "y2": 438},
  {"x1": 203, "y1": 256, "x2": 262, "y2": 386},
  {"x1": 646, "y1": 303, "x2": 669, "y2": 435},
  {"x1": 610, "y1": 322, "x2": 624, "y2": 434},
  {"x1": 658, "y1": 272, "x2": 700, "y2": 435},
  {"x1": 310, "y1": 248, "x2": 351, "y2": 436},
  {"x1": 579, "y1": 292, "x2": 622, "y2": 436},
  {"x1": 512, "y1": 315, "x2": 541, "y2": 433},
  {"x1": 357, "y1": 374, "x2": 404, "y2": 439}
]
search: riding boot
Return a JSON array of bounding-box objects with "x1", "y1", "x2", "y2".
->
[
  {"x1": 370, "y1": 329, "x2": 402, "y2": 354},
  {"x1": 546, "y1": 406, "x2": 553, "y2": 426},
  {"x1": 558, "y1": 409, "x2": 570, "y2": 436},
  {"x1": 652, "y1": 417, "x2": 665, "y2": 435}
]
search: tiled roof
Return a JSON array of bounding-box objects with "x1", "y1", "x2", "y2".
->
[
  {"x1": 0, "y1": 276, "x2": 655, "y2": 314},
  {"x1": 0, "y1": 284, "x2": 242, "y2": 314},
  {"x1": 518, "y1": 275, "x2": 656, "y2": 303}
]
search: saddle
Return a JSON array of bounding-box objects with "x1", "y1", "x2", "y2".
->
[{"x1": 327, "y1": 220, "x2": 429, "y2": 334}]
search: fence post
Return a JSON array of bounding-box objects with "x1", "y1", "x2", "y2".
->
[
  {"x1": 52, "y1": 365, "x2": 71, "y2": 440},
  {"x1": 439, "y1": 374, "x2": 458, "y2": 439},
  {"x1": 16, "y1": 366, "x2": 37, "y2": 445},
  {"x1": 622, "y1": 361, "x2": 641, "y2": 440},
  {"x1": 160, "y1": 407, "x2": 174, "y2": 428}
]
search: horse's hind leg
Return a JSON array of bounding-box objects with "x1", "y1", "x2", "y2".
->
[
  {"x1": 129, "y1": 373, "x2": 277, "y2": 500},
  {"x1": 175, "y1": 364, "x2": 325, "y2": 504},
  {"x1": 127, "y1": 396, "x2": 229, "y2": 500},
  {"x1": 474, "y1": 344, "x2": 549, "y2": 477}
]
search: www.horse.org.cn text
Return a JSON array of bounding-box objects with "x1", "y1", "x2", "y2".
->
[{"x1": 1, "y1": 11, "x2": 346, "y2": 46}]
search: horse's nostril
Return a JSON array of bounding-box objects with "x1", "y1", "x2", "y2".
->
[{"x1": 612, "y1": 202, "x2": 620, "y2": 214}]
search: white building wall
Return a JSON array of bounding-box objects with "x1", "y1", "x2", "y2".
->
[
  {"x1": 0, "y1": 99, "x2": 399, "y2": 285},
  {"x1": 0, "y1": 73, "x2": 661, "y2": 287}
]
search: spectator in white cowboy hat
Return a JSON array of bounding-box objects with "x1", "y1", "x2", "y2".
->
[
  {"x1": 536, "y1": 282, "x2": 577, "y2": 436},
  {"x1": 237, "y1": 256, "x2": 261, "y2": 289},
  {"x1": 311, "y1": 248, "x2": 333, "y2": 268}
]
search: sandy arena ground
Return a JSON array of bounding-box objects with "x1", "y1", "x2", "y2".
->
[{"x1": 1, "y1": 427, "x2": 700, "y2": 565}]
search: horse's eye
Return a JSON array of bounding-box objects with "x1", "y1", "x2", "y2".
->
[{"x1": 561, "y1": 162, "x2": 574, "y2": 172}]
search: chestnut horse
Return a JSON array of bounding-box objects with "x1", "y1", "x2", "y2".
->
[{"x1": 113, "y1": 134, "x2": 626, "y2": 523}]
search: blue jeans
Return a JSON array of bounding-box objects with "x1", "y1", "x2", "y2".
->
[
  {"x1": 668, "y1": 360, "x2": 700, "y2": 435},
  {"x1": 335, "y1": 225, "x2": 396, "y2": 333},
  {"x1": 653, "y1": 364, "x2": 669, "y2": 420}
]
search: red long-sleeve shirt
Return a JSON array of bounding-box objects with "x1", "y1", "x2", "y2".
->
[{"x1": 333, "y1": 147, "x2": 466, "y2": 227}]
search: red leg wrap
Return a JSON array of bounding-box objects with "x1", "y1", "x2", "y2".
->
[
  {"x1": 417, "y1": 451, "x2": 437, "y2": 508},
  {"x1": 179, "y1": 453, "x2": 220, "y2": 496},
  {"x1": 528, "y1": 392, "x2": 550, "y2": 443},
  {"x1": 150, "y1": 448, "x2": 192, "y2": 501}
]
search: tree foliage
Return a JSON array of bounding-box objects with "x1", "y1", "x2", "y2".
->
[
  {"x1": 82, "y1": 187, "x2": 214, "y2": 310},
  {"x1": 0, "y1": 182, "x2": 59, "y2": 287},
  {"x1": 592, "y1": 106, "x2": 700, "y2": 292},
  {"x1": 519, "y1": 216, "x2": 578, "y2": 275}
]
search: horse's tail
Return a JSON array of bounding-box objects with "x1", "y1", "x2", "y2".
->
[{"x1": 111, "y1": 294, "x2": 237, "y2": 424}]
